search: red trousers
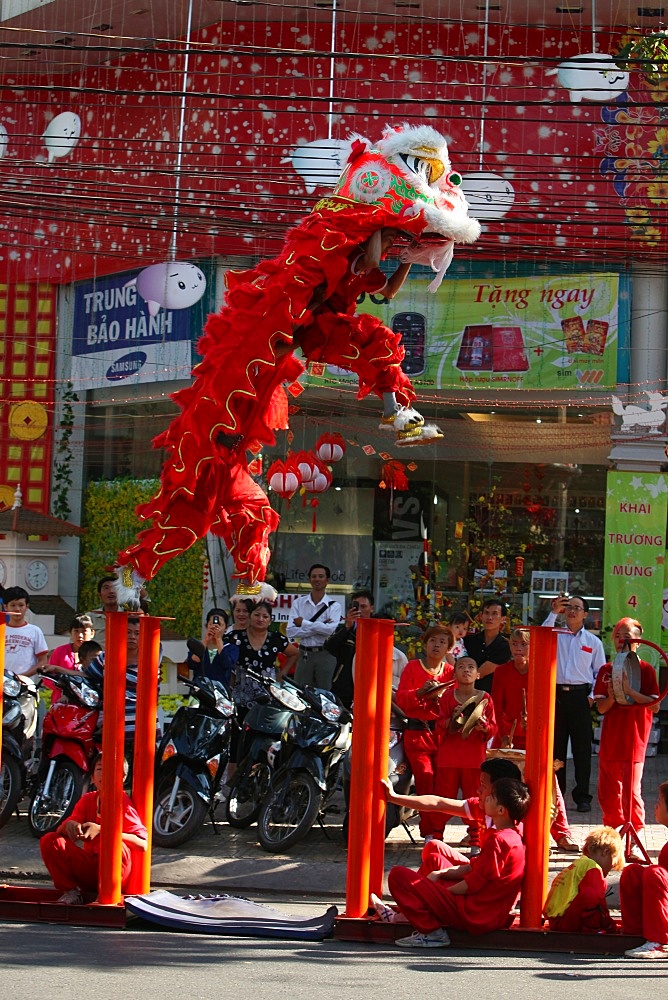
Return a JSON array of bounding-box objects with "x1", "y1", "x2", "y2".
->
[
  {"x1": 403, "y1": 730, "x2": 442, "y2": 839},
  {"x1": 40, "y1": 832, "x2": 133, "y2": 894},
  {"x1": 598, "y1": 757, "x2": 646, "y2": 830},
  {"x1": 434, "y1": 766, "x2": 481, "y2": 843},
  {"x1": 620, "y1": 863, "x2": 668, "y2": 944},
  {"x1": 419, "y1": 840, "x2": 469, "y2": 876}
]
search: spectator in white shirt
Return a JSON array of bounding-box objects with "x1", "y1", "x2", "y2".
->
[
  {"x1": 543, "y1": 594, "x2": 606, "y2": 812},
  {"x1": 287, "y1": 564, "x2": 341, "y2": 689}
]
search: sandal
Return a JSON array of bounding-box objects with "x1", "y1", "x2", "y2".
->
[{"x1": 556, "y1": 836, "x2": 579, "y2": 853}]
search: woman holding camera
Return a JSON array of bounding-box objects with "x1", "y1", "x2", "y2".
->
[{"x1": 186, "y1": 607, "x2": 238, "y2": 688}]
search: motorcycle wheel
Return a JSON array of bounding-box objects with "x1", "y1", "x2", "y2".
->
[
  {"x1": 28, "y1": 759, "x2": 85, "y2": 838},
  {"x1": 257, "y1": 772, "x2": 320, "y2": 853},
  {"x1": 153, "y1": 773, "x2": 208, "y2": 848},
  {"x1": 0, "y1": 755, "x2": 22, "y2": 829},
  {"x1": 225, "y1": 762, "x2": 271, "y2": 828}
]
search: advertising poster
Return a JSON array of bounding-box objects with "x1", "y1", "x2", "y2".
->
[
  {"x1": 70, "y1": 263, "x2": 213, "y2": 391},
  {"x1": 306, "y1": 272, "x2": 619, "y2": 392},
  {"x1": 374, "y1": 540, "x2": 425, "y2": 615},
  {"x1": 602, "y1": 471, "x2": 668, "y2": 648}
]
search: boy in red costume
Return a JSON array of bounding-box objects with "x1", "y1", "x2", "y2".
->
[
  {"x1": 491, "y1": 627, "x2": 579, "y2": 853},
  {"x1": 593, "y1": 617, "x2": 660, "y2": 851},
  {"x1": 543, "y1": 826, "x2": 623, "y2": 933},
  {"x1": 622, "y1": 780, "x2": 668, "y2": 959},
  {"x1": 375, "y1": 776, "x2": 529, "y2": 947},
  {"x1": 434, "y1": 656, "x2": 497, "y2": 848},
  {"x1": 40, "y1": 755, "x2": 147, "y2": 904},
  {"x1": 394, "y1": 626, "x2": 454, "y2": 842}
]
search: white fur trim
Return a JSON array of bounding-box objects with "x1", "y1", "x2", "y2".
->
[
  {"x1": 114, "y1": 565, "x2": 145, "y2": 610},
  {"x1": 396, "y1": 423, "x2": 444, "y2": 447},
  {"x1": 421, "y1": 203, "x2": 481, "y2": 243}
]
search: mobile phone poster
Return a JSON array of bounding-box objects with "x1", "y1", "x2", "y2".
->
[{"x1": 305, "y1": 272, "x2": 622, "y2": 392}]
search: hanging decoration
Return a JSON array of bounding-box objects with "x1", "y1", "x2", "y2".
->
[
  {"x1": 315, "y1": 432, "x2": 346, "y2": 464},
  {"x1": 266, "y1": 457, "x2": 301, "y2": 502},
  {"x1": 294, "y1": 450, "x2": 320, "y2": 486},
  {"x1": 378, "y1": 459, "x2": 409, "y2": 515},
  {"x1": 515, "y1": 556, "x2": 525, "y2": 578},
  {"x1": 302, "y1": 458, "x2": 333, "y2": 532},
  {"x1": 379, "y1": 460, "x2": 409, "y2": 491}
]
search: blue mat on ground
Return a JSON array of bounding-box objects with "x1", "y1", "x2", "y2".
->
[{"x1": 125, "y1": 890, "x2": 338, "y2": 940}]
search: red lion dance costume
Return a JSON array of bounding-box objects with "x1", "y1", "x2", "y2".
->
[{"x1": 116, "y1": 124, "x2": 480, "y2": 601}]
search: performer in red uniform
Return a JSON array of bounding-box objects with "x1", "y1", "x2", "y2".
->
[
  {"x1": 40, "y1": 756, "x2": 147, "y2": 904},
  {"x1": 622, "y1": 781, "x2": 668, "y2": 959},
  {"x1": 395, "y1": 626, "x2": 454, "y2": 841},
  {"x1": 376, "y1": 776, "x2": 529, "y2": 947},
  {"x1": 594, "y1": 617, "x2": 660, "y2": 845},
  {"x1": 543, "y1": 826, "x2": 623, "y2": 933},
  {"x1": 491, "y1": 627, "x2": 579, "y2": 853},
  {"x1": 434, "y1": 656, "x2": 496, "y2": 847}
]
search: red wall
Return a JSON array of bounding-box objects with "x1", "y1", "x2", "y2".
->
[{"x1": 0, "y1": 19, "x2": 663, "y2": 284}]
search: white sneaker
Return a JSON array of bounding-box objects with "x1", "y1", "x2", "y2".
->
[
  {"x1": 625, "y1": 940, "x2": 668, "y2": 959},
  {"x1": 57, "y1": 889, "x2": 83, "y2": 905},
  {"x1": 396, "y1": 927, "x2": 450, "y2": 948},
  {"x1": 370, "y1": 892, "x2": 401, "y2": 924}
]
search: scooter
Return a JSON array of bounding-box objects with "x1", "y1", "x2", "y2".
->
[
  {"x1": 225, "y1": 671, "x2": 306, "y2": 828},
  {"x1": 257, "y1": 686, "x2": 352, "y2": 853},
  {"x1": 28, "y1": 672, "x2": 101, "y2": 837},
  {"x1": 340, "y1": 707, "x2": 416, "y2": 842},
  {"x1": 153, "y1": 675, "x2": 235, "y2": 848},
  {"x1": 0, "y1": 670, "x2": 40, "y2": 828}
]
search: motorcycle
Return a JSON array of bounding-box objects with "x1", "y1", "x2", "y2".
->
[
  {"x1": 153, "y1": 675, "x2": 235, "y2": 848},
  {"x1": 257, "y1": 686, "x2": 352, "y2": 853},
  {"x1": 225, "y1": 671, "x2": 306, "y2": 829},
  {"x1": 28, "y1": 672, "x2": 101, "y2": 837},
  {"x1": 340, "y1": 708, "x2": 416, "y2": 842},
  {"x1": 0, "y1": 671, "x2": 40, "y2": 828}
]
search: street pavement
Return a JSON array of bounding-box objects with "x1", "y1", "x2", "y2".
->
[{"x1": 1, "y1": 754, "x2": 666, "y2": 906}]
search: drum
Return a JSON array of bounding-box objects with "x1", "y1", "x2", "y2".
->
[{"x1": 610, "y1": 649, "x2": 642, "y2": 705}]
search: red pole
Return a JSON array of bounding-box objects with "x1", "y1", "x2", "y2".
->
[
  {"x1": 520, "y1": 624, "x2": 558, "y2": 928},
  {"x1": 368, "y1": 619, "x2": 395, "y2": 899},
  {"x1": 345, "y1": 616, "x2": 380, "y2": 917},
  {"x1": 98, "y1": 611, "x2": 128, "y2": 906},
  {"x1": 127, "y1": 615, "x2": 162, "y2": 894}
]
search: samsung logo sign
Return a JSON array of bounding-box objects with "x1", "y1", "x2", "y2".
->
[{"x1": 106, "y1": 351, "x2": 147, "y2": 381}]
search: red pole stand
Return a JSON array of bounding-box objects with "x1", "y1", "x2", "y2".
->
[
  {"x1": 344, "y1": 616, "x2": 381, "y2": 918},
  {"x1": 127, "y1": 615, "x2": 162, "y2": 895},
  {"x1": 520, "y1": 624, "x2": 558, "y2": 929},
  {"x1": 98, "y1": 611, "x2": 128, "y2": 906},
  {"x1": 0, "y1": 612, "x2": 5, "y2": 775},
  {"x1": 368, "y1": 619, "x2": 396, "y2": 900}
]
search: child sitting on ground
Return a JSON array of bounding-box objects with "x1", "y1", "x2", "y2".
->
[
  {"x1": 373, "y1": 776, "x2": 530, "y2": 948},
  {"x1": 621, "y1": 780, "x2": 668, "y2": 960},
  {"x1": 40, "y1": 754, "x2": 147, "y2": 904},
  {"x1": 543, "y1": 826, "x2": 623, "y2": 933}
]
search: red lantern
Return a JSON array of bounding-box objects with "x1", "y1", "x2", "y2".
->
[
  {"x1": 294, "y1": 450, "x2": 319, "y2": 484},
  {"x1": 515, "y1": 556, "x2": 525, "y2": 578},
  {"x1": 487, "y1": 556, "x2": 496, "y2": 574},
  {"x1": 302, "y1": 457, "x2": 332, "y2": 532},
  {"x1": 302, "y1": 457, "x2": 332, "y2": 495},
  {"x1": 266, "y1": 458, "x2": 301, "y2": 501},
  {"x1": 315, "y1": 432, "x2": 346, "y2": 464}
]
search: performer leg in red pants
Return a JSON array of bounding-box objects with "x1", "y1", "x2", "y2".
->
[
  {"x1": 622, "y1": 780, "x2": 668, "y2": 959},
  {"x1": 40, "y1": 832, "x2": 132, "y2": 901}
]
